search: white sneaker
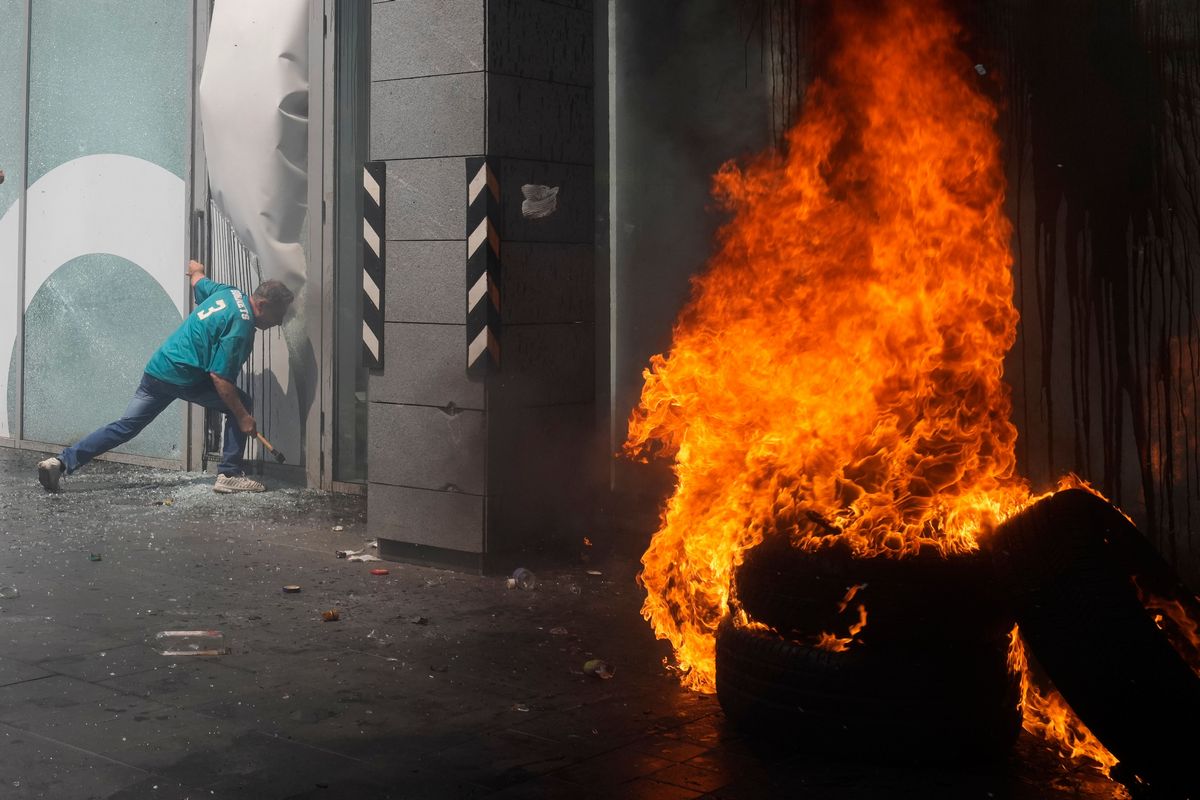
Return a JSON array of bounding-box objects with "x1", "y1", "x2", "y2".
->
[
  {"x1": 213, "y1": 474, "x2": 266, "y2": 494},
  {"x1": 37, "y1": 457, "x2": 64, "y2": 493}
]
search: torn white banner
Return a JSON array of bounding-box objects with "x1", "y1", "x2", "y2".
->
[{"x1": 199, "y1": 0, "x2": 308, "y2": 290}]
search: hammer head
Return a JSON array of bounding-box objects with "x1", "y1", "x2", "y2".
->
[{"x1": 255, "y1": 432, "x2": 286, "y2": 464}]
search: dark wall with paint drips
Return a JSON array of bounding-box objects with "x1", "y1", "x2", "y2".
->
[{"x1": 761, "y1": 0, "x2": 1200, "y2": 579}]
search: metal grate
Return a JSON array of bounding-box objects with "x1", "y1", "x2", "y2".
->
[{"x1": 200, "y1": 201, "x2": 270, "y2": 473}]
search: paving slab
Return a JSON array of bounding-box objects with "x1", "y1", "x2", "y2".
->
[
  {"x1": 0, "y1": 722, "x2": 160, "y2": 800},
  {"x1": 0, "y1": 657, "x2": 53, "y2": 688}
]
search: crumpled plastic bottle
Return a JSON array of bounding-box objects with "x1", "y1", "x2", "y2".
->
[
  {"x1": 509, "y1": 568, "x2": 537, "y2": 590},
  {"x1": 583, "y1": 659, "x2": 614, "y2": 679}
]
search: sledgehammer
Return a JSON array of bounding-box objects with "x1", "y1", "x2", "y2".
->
[{"x1": 256, "y1": 432, "x2": 286, "y2": 464}]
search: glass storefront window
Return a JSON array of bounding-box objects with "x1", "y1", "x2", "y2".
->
[
  {"x1": 0, "y1": 0, "x2": 25, "y2": 438},
  {"x1": 20, "y1": 0, "x2": 190, "y2": 458}
]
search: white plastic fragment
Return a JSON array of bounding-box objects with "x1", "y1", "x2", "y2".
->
[
  {"x1": 521, "y1": 185, "x2": 559, "y2": 219},
  {"x1": 155, "y1": 630, "x2": 228, "y2": 657}
]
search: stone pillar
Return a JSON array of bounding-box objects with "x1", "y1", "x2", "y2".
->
[{"x1": 368, "y1": 0, "x2": 595, "y2": 571}]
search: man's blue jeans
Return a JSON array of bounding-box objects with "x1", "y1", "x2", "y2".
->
[{"x1": 59, "y1": 372, "x2": 252, "y2": 477}]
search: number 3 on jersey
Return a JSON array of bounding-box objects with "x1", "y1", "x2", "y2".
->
[{"x1": 197, "y1": 299, "x2": 227, "y2": 320}]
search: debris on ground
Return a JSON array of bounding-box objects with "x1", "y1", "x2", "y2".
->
[
  {"x1": 586, "y1": 570, "x2": 602, "y2": 576},
  {"x1": 322, "y1": 609, "x2": 341, "y2": 622},
  {"x1": 508, "y1": 568, "x2": 537, "y2": 590},
  {"x1": 336, "y1": 540, "x2": 379, "y2": 560},
  {"x1": 333, "y1": 525, "x2": 344, "y2": 531},
  {"x1": 369, "y1": 568, "x2": 389, "y2": 576},
  {"x1": 0, "y1": 586, "x2": 18, "y2": 599},
  {"x1": 155, "y1": 630, "x2": 228, "y2": 657},
  {"x1": 89, "y1": 553, "x2": 103, "y2": 562},
  {"x1": 407, "y1": 615, "x2": 429, "y2": 625},
  {"x1": 282, "y1": 585, "x2": 302, "y2": 593},
  {"x1": 583, "y1": 659, "x2": 614, "y2": 679}
]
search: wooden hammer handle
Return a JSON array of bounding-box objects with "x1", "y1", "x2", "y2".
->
[{"x1": 256, "y1": 432, "x2": 286, "y2": 463}]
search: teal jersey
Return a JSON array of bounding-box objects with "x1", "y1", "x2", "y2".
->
[{"x1": 145, "y1": 278, "x2": 257, "y2": 386}]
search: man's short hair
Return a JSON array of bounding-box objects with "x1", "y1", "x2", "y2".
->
[{"x1": 253, "y1": 280, "x2": 295, "y2": 311}]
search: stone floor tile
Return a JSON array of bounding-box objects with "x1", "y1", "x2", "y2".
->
[
  {"x1": 483, "y1": 774, "x2": 606, "y2": 798},
  {"x1": 618, "y1": 777, "x2": 706, "y2": 799},
  {"x1": 651, "y1": 762, "x2": 741, "y2": 794},
  {"x1": 630, "y1": 735, "x2": 710, "y2": 763},
  {"x1": 0, "y1": 721, "x2": 155, "y2": 799},
  {"x1": 97, "y1": 658, "x2": 263, "y2": 709},
  {"x1": 0, "y1": 657, "x2": 52, "y2": 688},
  {"x1": 0, "y1": 674, "x2": 150, "y2": 728},
  {"x1": 552, "y1": 746, "x2": 675, "y2": 786},
  {"x1": 155, "y1": 730, "x2": 386, "y2": 798},
  {"x1": 40, "y1": 642, "x2": 166, "y2": 683},
  {"x1": 0, "y1": 616, "x2": 128, "y2": 664}
]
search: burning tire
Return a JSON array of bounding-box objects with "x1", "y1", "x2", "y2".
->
[
  {"x1": 714, "y1": 618, "x2": 1021, "y2": 763},
  {"x1": 989, "y1": 489, "x2": 1200, "y2": 797},
  {"x1": 735, "y1": 536, "x2": 1012, "y2": 644}
]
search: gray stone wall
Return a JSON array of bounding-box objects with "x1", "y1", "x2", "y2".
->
[{"x1": 368, "y1": 0, "x2": 595, "y2": 566}]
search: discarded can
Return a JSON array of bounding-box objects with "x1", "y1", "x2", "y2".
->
[
  {"x1": 0, "y1": 586, "x2": 18, "y2": 600},
  {"x1": 89, "y1": 554, "x2": 103, "y2": 562},
  {"x1": 369, "y1": 568, "x2": 389, "y2": 576},
  {"x1": 282, "y1": 585, "x2": 302, "y2": 594},
  {"x1": 322, "y1": 609, "x2": 341, "y2": 622},
  {"x1": 510, "y1": 568, "x2": 537, "y2": 591},
  {"x1": 583, "y1": 659, "x2": 614, "y2": 679},
  {"x1": 155, "y1": 630, "x2": 228, "y2": 657}
]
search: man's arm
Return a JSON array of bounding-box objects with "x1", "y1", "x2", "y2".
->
[
  {"x1": 187, "y1": 259, "x2": 206, "y2": 288},
  {"x1": 209, "y1": 372, "x2": 257, "y2": 437}
]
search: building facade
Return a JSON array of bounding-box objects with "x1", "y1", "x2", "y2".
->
[{"x1": 7, "y1": 1, "x2": 1196, "y2": 577}]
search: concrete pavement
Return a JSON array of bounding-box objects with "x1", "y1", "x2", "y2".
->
[{"x1": 0, "y1": 447, "x2": 1121, "y2": 799}]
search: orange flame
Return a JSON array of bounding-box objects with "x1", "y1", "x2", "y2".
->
[
  {"x1": 1007, "y1": 626, "x2": 1119, "y2": 775},
  {"x1": 1138, "y1": 586, "x2": 1200, "y2": 677},
  {"x1": 624, "y1": 0, "x2": 1124, "y2": 777},
  {"x1": 626, "y1": 0, "x2": 1029, "y2": 690},
  {"x1": 813, "y1": 603, "x2": 868, "y2": 653}
]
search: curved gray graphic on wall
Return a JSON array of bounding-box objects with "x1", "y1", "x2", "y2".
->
[{"x1": 0, "y1": 155, "x2": 186, "y2": 439}]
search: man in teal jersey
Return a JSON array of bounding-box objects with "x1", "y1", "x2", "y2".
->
[{"x1": 37, "y1": 259, "x2": 294, "y2": 494}]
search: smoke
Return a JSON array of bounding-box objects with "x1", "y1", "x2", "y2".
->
[{"x1": 610, "y1": 0, "x2": 773, "y2": 486}]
